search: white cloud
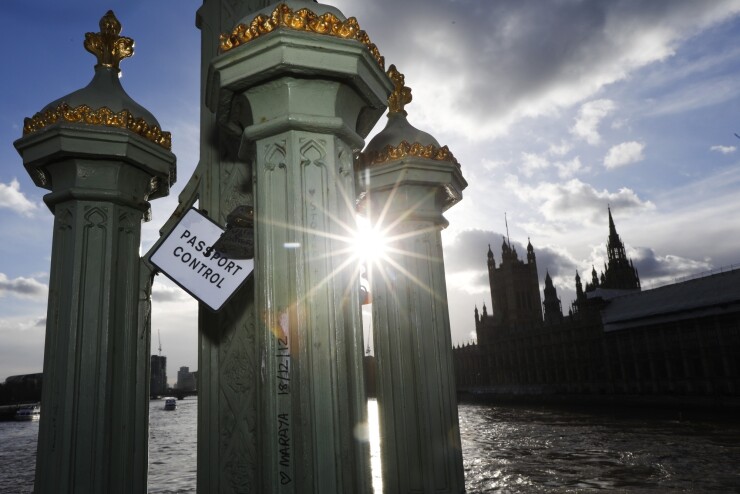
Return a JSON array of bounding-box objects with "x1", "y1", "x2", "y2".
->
[
  {"x1": 151, "y1": 280, "x2": 189, "y2": 303},
  {"x1": 710, "y1": 145, "x2": 736, "y2": 154},
  {"x1": 630, "y1": 247, "x2": 713, "y2": 288},
  {"x1": 555, "y1": 156, "x2": 583, "y2": 179},
  {"x1": 632, "y1": 166, "x2": 740, "y2": 268},
  {"x1": 611, "y1": 118, "x2": 629, "y2": 130},
  {"x1": 548, "y1": 140, "x2": 573, "y2": 156},
  {"x1": 0, "y1": 315, "x2": 46, "y2": 379},
  {"x1": 519, "y1": 152, "x2": 550, "y2": 177},
  {"x1": 0, "y1": 273, "x2": 47, "y2": 299},
  {"x1": 0, "y1": 316, "x2": 45, "y2": 334},
  {"x1": 446, "y1": 270, "x2": 490, "y2": 296},
  {"x1": 604, "y1": 141, "x2": 645, "y2": 169},
  {"x1": 571, "y1": 99, "x2": 616, "y2": 145},
  {"x1": 506, "y1": 175, "x2": 655, "y2": 224},
  {"x1": 0, "y1": 179, "x2": 38, "y2": 216},
  {"x1": 481, "y1": 158, "x2": 510, "y2": 171},
  {"x1": 348, "y1": 0, "x2": 740, "y2": 141},
  {"x1": 648, "y1": 77, "x2": 738, "y2": 116}
]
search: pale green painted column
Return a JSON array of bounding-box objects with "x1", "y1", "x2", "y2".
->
[
  {"x1": 207, "y1": 3, "x2": 390, "y2": 492},
  {"x1": 359, "y1": 67, "x2": 467, "y2": 494},
  {"x1": 14, "y1": 12, "x2": 175, "y2": 494},
  {"x1": 194, "y1": 2, "x2": 272, "y2": 492}
]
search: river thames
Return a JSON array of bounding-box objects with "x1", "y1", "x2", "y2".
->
[{"x1": 1, "y1": 398, "x2": 739, "y2": 493}]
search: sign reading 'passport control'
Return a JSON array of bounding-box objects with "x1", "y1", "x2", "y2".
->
[{"x1": 150, "y1": 208, "x2": 253, "y2": 311}]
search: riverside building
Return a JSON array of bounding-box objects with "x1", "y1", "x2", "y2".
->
[{"x1": 454, "y1": 208, "x2": 740, "y2": 400}]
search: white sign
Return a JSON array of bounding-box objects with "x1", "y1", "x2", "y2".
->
[{"x1": 150, "y1": 208, "x2": 253, "y2": 311}]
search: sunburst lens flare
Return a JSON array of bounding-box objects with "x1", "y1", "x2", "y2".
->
[{"x1": 353, "y1": 216, "x2": 389, "y2": 267}]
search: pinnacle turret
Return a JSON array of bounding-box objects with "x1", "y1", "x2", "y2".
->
[
  {"x1": 526, "y1": 237, "x2": 536, "y2": 263},
  {"x1": 542, "y1": 270, "x2": 562, "y2": 324},
  {"x1": 602, "y1": 207, "x2": 641, "y2": 290}
]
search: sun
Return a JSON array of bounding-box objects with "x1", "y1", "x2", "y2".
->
[{"x1": 352, "y1": 216, "x2": 389, "y2": 267}]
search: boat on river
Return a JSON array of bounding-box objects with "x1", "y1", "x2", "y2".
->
[
  {"x1": 15, "y1": 404, "x2": 40, "y2": 421},
  {"x1": 164, "y1": 397, "x2": 177, "y2": 411}
]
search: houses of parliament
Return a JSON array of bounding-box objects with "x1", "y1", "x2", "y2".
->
[{"x1": 452, "y1": 208, "x2": 740, "y2": 400}]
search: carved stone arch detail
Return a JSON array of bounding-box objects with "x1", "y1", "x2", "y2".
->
[
  {"x1": 119, "y1": 211, "x2": 138, "y2": 235},
  {"x1": 299, "y1": 138, "x2": 326, "y2": 168},
  {"x1": 56, "y1": 207, "x2": 73, "y2": 231},
  {"x1": 85, "y1": 206, "x2": 108, "y2": 227},
  {"x1": 264, "y1": 140, "x2": 287, "y2": 171}
]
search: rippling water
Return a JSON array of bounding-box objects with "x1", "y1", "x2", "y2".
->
[
  {"x1": 0, "y1": 418, "x2": 37, "y2": 494},
  {"x1": 148, "y1": 397, "x2": 198, "y2": 493},
  {"x1": 460, "y1": 404, "x2": 740, "y2": 492},
  {"x1": 2, "y1": 399, "x2": 739, "y2": 493},
  {"x1": 146, "y1": 398, "x2": 384, "y2": 493}
]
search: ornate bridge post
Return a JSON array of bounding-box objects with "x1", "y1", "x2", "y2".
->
[
  {"x1": 358, "y1": 66, "x2": 467, "y2": 493},
  {"x1": 194, "y1": 2, "x2": 273, "y2": 492},
  {"x1": 14, "y1": 12, "x2": 175, "y2": 493},
  {"x1": 207, "y1": 3, "x2": 391, "y2": 492}
]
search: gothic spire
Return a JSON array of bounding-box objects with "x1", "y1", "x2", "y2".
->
[
  {"x1": 527, "y1": 237, "x2": 536, "y2": 263},
  {"x1": 608, "y1": 205, "x2": 617, "y2": 237},
  {"x1": 602, "y1": 207, "x2": 641, "y2": 290},
  {"x1": 607, "y1": 205, "x2": 626, "y2": 262},
  {"x1": 505, "y1": 212, "x2": 511, "y2": 246},
  {"x1": 501, "y1": 236, "x2": 510, "y2": 257},
  {"x1": 542, "y1": 270, "x2": 562, "y2": 324}
]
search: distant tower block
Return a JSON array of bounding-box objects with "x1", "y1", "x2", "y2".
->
[
  {"x1": 15, "y1": 11, "x2": 175, "y2": 493},
  {"x1": 358, "y1": 65, "x2": 466, "y2": 493},
  {"x1": 150, "y1": 355, "x2": 167, "y2": 397}
]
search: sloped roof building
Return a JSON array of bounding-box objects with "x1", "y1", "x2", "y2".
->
[{"x1": 453, "y1": 209, "x2": 740, "y2": 399}]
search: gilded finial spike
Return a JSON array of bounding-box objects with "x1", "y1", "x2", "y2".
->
[
  {"x1": 84, "y1": 10, "x2": 134, "y2": 71},
  {"x1": 387, "y1": 64, "x2": 412, "y2": 115}
]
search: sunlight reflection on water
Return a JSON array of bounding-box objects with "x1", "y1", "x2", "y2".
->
[
  {"x1": 146, "y1": 398, "x2": 383, "y2": 493},
  {"x1": 2, "y1": 399, "x2": 739, "y2": 493}
]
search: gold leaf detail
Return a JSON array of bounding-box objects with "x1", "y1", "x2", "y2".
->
[
  {"x1": 359, "y1": 141, "x2": 459, "y2": 168},
  {"x1": 387, "y1": 65, "x2": 412, "y2": 115},
  {"x1": 84, "y1": 11, "x2": 134, "y2": 71},
  {"x1": 219, "y1": 3, "x2": 385, "y2": 70},
  {"x1": 23, "y1": 103, "x2": 172, "y2": 150}
]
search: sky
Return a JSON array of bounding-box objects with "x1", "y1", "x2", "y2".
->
[{"x1": 2, "y1": 0, "x2": 740, "y2": 383}]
